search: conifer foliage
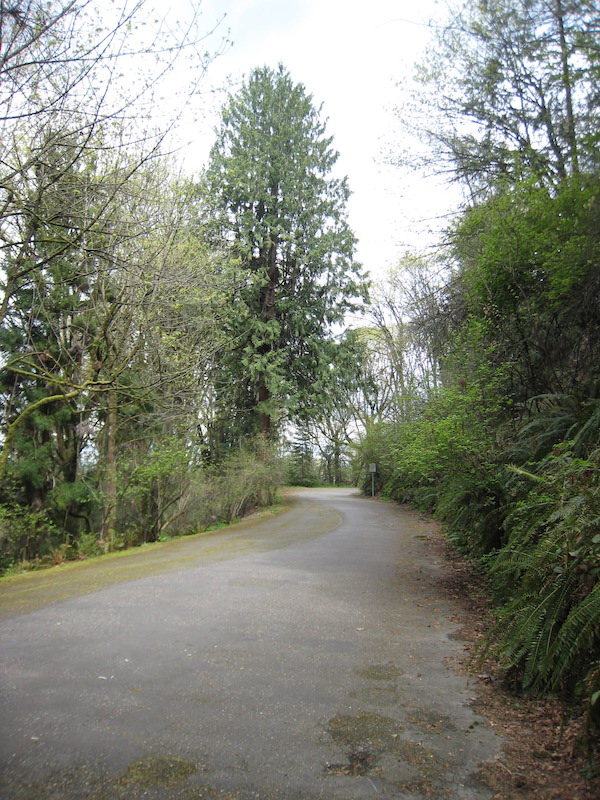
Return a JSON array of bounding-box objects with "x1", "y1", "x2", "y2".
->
[{"x1": 203, "y1": 65, "x2": 367, "y2": 443}]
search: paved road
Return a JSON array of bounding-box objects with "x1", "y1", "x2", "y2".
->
[{"x1": 0, "y1": 488, "x2": 502, "y2": 799}]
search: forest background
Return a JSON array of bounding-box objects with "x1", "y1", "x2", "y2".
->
[{"x1": 1, "y1": 0, "x2": 599, "y2": 744}]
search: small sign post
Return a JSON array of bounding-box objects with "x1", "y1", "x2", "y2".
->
[{"x1": 369, "y1": 463, "x2": 376, "y2": 497}]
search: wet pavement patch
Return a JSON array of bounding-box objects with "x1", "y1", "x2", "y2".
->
[
  {"x1": 348, "y1": 685, "x2": 399, "y2": 705},
  {"x1": 325, "y1": 745, "x2": 376, "y2": 776},
  {"x1": 326, "y1": 710, "x2": 404, "y2": 751},
  {"x1": 324, "y1": 711, "x2": 401, "y2": 775}
]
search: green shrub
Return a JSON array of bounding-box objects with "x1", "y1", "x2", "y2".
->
[
  {"x1": 355, "y1": 379, "x2": 507, "y2": 553},
  {"x1": 214, "y1": 442, "x2": 282, "y2": 522},
  {"x1": 0, "y1": 503, "x2": 61, "y2": 572}
]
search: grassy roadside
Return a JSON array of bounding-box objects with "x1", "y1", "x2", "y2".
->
[{"x1": 0, "y1": 495, "x2": 293, "y2": 620}]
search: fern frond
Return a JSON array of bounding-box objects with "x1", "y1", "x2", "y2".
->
[
  {"x1": 572, "y1": 400, "x2": 600, "y2": 458},
  {"x1": 523, "y1": 572, "x2": 579, "y2": 690},
  {"x1": 535, "y1": 582, "x2": 600, "y2": 692},
  {"x1": 506, "y1": 463, "x2": 544, "y2": 482}
]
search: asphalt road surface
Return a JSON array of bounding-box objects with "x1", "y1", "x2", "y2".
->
[{"x1": 0, "y1": 488, "x2": 502, "y2": 799}]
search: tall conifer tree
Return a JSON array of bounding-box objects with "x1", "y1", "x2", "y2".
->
[{"x1": 204, "y1": 65, "x2": 367, "y2": 442}]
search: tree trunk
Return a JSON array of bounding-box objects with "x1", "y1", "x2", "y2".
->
[
  {"x1": 258, "y1": 237, "x2": 279, "y2": 437},
  {"x1": 555, "y1": 0, "x2": 579, "y2": 175},
  {"x1": 100, "y1": 392, "x2": 117, "y2": 545}
]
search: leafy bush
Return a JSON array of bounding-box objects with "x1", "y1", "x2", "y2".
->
[
  {"x1": 113, "y1": 439, "x2": 195, "y2": 545},
  {"x1": 0, "y1": 502, "x2": 61, "y2": 572},
  {"x1": 213, "y1": 443, "x2": 282, "y2": 522},
  {"x1": 356, "y1": 377, "x2": 508, "y2": 552},
  {"x1": 0, "y1": 440, "x2": 282, "y2": 573}
]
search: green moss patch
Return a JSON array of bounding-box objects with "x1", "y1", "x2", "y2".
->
[
  {"x1": 326, "y1": 710, "x2": 404, "y2": 750},
  {"x1": 120, "y1": 756, "x2": 197, "y2": 786},
  {"x1": 356, "y1": 664, "x2": 403, "y2": 681},
  {"x1": 325, "y1": 711, "x2": 444, "y2": 779}
]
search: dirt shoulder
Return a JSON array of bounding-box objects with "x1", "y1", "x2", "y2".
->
[{"x1": 427, "y1": 524, "x2": 600, "y2": 800}]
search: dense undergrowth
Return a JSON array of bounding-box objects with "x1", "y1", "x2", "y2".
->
[
  {"x1": 357, "y1": 177, "x2": 600, "y2": 739},
  {"x1": 0, "y1": 443, "x2": 282, "y2": 574},
  {"x1": 359, "y1": 397, "x2": 600, "y2": 737}
]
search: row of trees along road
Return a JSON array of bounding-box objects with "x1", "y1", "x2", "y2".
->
[
  {"x1": 0, "y1": 2, "x2": 368, "y2": 570},
  {"x1": 3, "y1": 0, "x2": 600, "y2": 748},
  {"x1": 356, "y1": 0, "x2": 600, "y2": 738}
]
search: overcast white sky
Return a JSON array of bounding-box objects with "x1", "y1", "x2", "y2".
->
[{"x1": 170, "y1": 0, "x2": 457, "y2": 279}]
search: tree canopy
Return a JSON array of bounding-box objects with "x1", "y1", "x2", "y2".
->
[{"x1": 405, "y1": 0, "x2": 600, "y2": 193}]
